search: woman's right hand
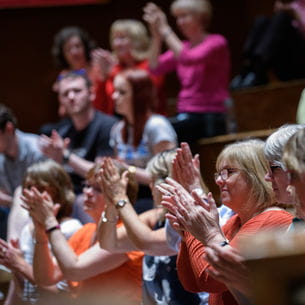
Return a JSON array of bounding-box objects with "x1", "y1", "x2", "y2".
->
[
  {"x1": 143, "y1": 2, "x2": 170, "y2": 39},
  {"x1": 20, "y1": 187, "x2": 60, "y2": 229},
  {"x1": 91, "y1": 48, "x2": 117, "y2": 81}
]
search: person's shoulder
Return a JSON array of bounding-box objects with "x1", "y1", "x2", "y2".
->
[
  {"x1": 207, "y1": 33, "x2": 228, "y2": 45},
  {"x1": 16, "y1": 130, "x2": 41, "y2": 151},
  {"x1": 94, "y1": 110, "x2": 119, "y2": 125},
  {"x1": 146, "y1": 114, "x2": 170, "y2": 125}
]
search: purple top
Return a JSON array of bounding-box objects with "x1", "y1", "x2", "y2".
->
[
  {"x1": 151, "y1": 34, "x2": 231, "y2": 113},
  {"x1": 291, "y1": 0, "x2": 305, "y2": 39}
]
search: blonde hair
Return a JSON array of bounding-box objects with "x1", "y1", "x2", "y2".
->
[
  {"x1": 110, "y1": 19, "x2": 150, "y2": 61},
  {"x1": 23, "y1": 160, "x2": 75, "y2": 220},
  {"x1": 283, "y1": 127, "x2": 305, "y2": 177},
  {"x1": 216, "y1": 139, "x2": 274, "y2": 210},
  {"x1": 170, "y1": 0, "x2": 212, "y2": 26}
]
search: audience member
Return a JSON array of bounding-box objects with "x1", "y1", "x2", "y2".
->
[
  {"x1": 283, "y1": 126, "x2": 305, "y2": 212},
  {"x1": 39, "y1": 72, "x2": 117, "y2": 192},
  {"x1": 110, "y1": 69, "x2": 177, "y2": 212},
  {"x1": 0, "y1": 160, "x2": 82, "y2": 305},
  {"x1": 231, "y1": 0, "x2": 305, "y2": 89},
  {"x1": 143, "y1": 0, "x2": 231, "y2": 144},
  {"x1": 92, "y1": 19, "x2": 166, "y2": 115},
  {"x1": 0, "y1": 104, "x2": 44, "y2": 240},
  {"x1": 160, "y1": 139, "x2": 293, "y2": 305},
  {"x1": 21, "y1": 162, "x2": 143, "y2": 305},
  {"x1": 51, "y1": 26, "x2": 98, "y2": 118},
  {"x1": 201, "y1": 124, "x2": 304, "y2": 304},
  {"x1": 98, "y1": 154, "x2": 201, "y2": 305}
]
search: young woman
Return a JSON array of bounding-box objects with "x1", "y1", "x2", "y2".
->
[
  {"x1": 143, "y1": 0, "x2": 231, "y2": 143},
  {"x1": 21, "y1": 162, "x2": 143, "y2": 305},
  {"x1": 98, "y1": 153, "x2": 201, "y2": 304},
  {"x1": 110, "y1": 68, "x2": 177, "y2": 211},
  {"x1": 0, "y1": 159, "x2": 82, "y2": 305}
]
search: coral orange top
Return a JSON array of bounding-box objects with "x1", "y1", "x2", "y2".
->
[
  {"x1": 68, "y1": 223, "x2": 143, "y2": 304},
  {"x1": 177, "y1": 209, "x2": 293, "y2": 305}
]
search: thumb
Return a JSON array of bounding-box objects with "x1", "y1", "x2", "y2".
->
[
  {"x1": 64, "y1": 138, "x2": 70, "y2": 149},
  {"x1": 53, "y1": 203, "x2": 61, "y2": 216}
]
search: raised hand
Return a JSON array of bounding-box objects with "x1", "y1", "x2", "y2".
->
[
  {"x1": 21, "y1": 187, "x2": 60, "y2": 228},
  {"x1": 159, "y1": 177, "x2": 225, "y2": 246},
  {"x1": 39, "y1": 130, "x2": 69, "y2": 163},
  {"x1": 91, "y1": 48, "x2": 117, "y2": 81},
  {"x1": 97, "y1": 157, "x2": 129, "y2": 205},
  {"x1": 172, "y1": 142, "x2": 205, "y2": 193}
]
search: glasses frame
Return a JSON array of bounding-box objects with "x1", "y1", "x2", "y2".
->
[{"x1": 214, "y1": 168, "x2": 242, "y2": 182}]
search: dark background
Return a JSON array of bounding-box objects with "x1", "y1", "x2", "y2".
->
[{"x1": 0, "y1": 0, "x2": 275, "y2": 132}]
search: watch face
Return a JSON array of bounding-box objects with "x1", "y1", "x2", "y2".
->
[{"x1": 116, "y1": 199, "x2": 127, "y2": 208}]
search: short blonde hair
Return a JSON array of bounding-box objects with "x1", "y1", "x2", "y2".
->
[
  {"x1": 110, "y1": 19, "x2": 150, "y2": 61},
  {"x1": 216, "y1": 139, "x2": 274, "y2": 210},
  {"x1": 170, "y1": 0, "x2": 212, "y2": 26},
  {"x1": 283, "y1": 127, "x2": 305, "y2": 177}
]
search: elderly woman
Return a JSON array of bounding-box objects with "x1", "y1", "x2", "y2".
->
[
  {"x1": 160, "y1": 139, "x2": 293, "y2": 305},
  {"x1": 21, "y1": 162, "x2": 143, "y2": 305},
  {"x1": 143, "y1": 0, "x2": 231, "y2": 143},
  {"x1": 283, "y1": 126, "x2": 305, "y2": 213},
  {"x1": 92, "y1": 19, "x2": 166, "y2": 115}
]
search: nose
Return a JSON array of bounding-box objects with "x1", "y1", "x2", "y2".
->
[
  {"x1": 215, "y1": 175, "x2": 223, "y2": 186},
  {"x1": 67, "y1": 90, "x2": 75, "y2": 100},
  {"x1": 112, "y1": 91, "x2": 118, "y2": 101},
  {"x1": 265, "y1": 171, "x2": 272, "y2": 182}
]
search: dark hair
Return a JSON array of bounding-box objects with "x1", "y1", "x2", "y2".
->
[
  {"x1": 0, "y1": 104, "x2": 17, "y2": 131},
  {"x1": 121, "y1": 69, "x2": 157, "y2": 147},
  {"x1": 52, "y1": 26, "x2": 96, "y2": 69},
  {"x1": 58, "y1": 70, "x2": 92, "y2": 89}
]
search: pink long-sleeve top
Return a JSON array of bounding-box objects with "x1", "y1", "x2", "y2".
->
[{"x1": 151, "y1": 34, "x2": 231, "y2": 114}]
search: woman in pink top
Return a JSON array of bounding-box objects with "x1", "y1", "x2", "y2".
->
[{"x1": 143, "y1": 0, "x2": 231, "y2": 144}]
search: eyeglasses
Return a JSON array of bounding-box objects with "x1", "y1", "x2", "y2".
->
[
  {"x1": 82, "y1": 182, "x2": 102, "y2": 193},
  {"x1": 214, "y1": 168, "x2": 241, "y2": 182}
]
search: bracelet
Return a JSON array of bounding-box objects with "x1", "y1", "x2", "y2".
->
[
  {"x1": 101, "y1": 211, "x2": 119, "y2": 223},
  {"x1": 162, "y1": 27, "x2": 172, "y2": 38},
  {"x1": 63, "y1": 149, "x2": 71, "y2": 164},
  {"x1": 45, "y1": 224, "x2": 60, "y2": 234},
  {"x1": 128, "y1": 166, "x2": 136, "y2": 175},
  {"x1": 34, "y1": 240, "x2": 48, "y2": 245}
]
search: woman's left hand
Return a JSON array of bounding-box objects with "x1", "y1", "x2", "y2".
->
[
  {"x1": 20, "y1": 187, "x2": 59, "y2": 228},
  {"x1": 205, "y1": 244, "x2": 251, "y2": 297},
  {"x1": 159, "y1": 177, "x2": 226, "y2": 246},
  {"x1": 97, "y1": 157, "x2": 129, "y2": 205}
]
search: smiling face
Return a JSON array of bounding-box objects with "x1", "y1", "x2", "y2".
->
[
  {"x1": 173, "y1": 8, "x2": 204, "y2": 39},
  {"x1": 265, "y1": 163, "x2": 293, "y2": 204},
  {"x1": 58, "y1": 76, "x2": 92, "y2": 116},
  {"x1": 112, "y1": 74, "x2": 133, "y2": 119},
  {"x1": 111, "y1": 31, "x2": 133, "y2": 62},
  {"x1": 215, "y1": 160, "x2": 251, "y2": 212},
  {"x1": 63, "y1": 35, "x2": 87, "y2": 70}
]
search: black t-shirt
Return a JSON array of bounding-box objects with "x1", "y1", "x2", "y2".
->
[{"x1": 57, "y1": 110, "x2": 118, "y2": 193}]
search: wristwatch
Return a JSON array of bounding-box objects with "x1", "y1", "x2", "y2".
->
[
  {"x1": 63, "y1": 149, "x2": 71, "y2": 164},
  {"x1": 115, "y1": 199, "x2": 128, "y2": 209}
]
